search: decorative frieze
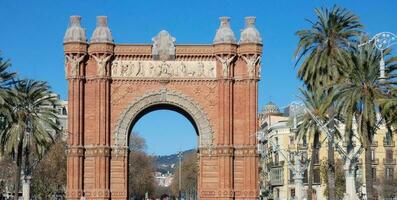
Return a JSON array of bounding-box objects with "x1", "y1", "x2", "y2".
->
[
  {"x1": 234, "y1": 146, "x2": 257, "y2": 157},
  {"x1": 65, "y1": 54, "x2": 85, "y2": 78},
  {"x1": 85, "y1": 146, "x2": 111, "y2": 157},
  {"x1": 67, "y1": 146, "x2": 85, "y2": 157},
  {"x1": 241, "y1": 54, "x2": 261, "y2": 77},
  {"x1": 111, "y1": 60, "x2": 216, "y2": 78},
  {"x1": 215, "y1": 55, "x2": 235, "y2": 77}
]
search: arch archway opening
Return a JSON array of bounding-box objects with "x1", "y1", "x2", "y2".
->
[{"x1": 126, "y1": 104, "x2": 199, "y2": 200}]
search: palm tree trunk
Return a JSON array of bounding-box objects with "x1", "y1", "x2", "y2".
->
[
  {"x1": 364, "y1": 147, "x2": 373, "y2": 200},
  {"x1": 13, "y1": 134, "x2": 23, "y2": 200},
  {"x1": 327, "y1": 127, "x2": 336, "y2": 200},
  {"x1": 308, "y1": 150, "x2": 314, "y2": 200},
  {"x1": 308, "y1": 132, "x2": 319, "y2": 200}
]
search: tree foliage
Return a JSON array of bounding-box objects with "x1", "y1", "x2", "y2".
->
[
  {"x1": 128, "y1": 132, "x2": 155, "y2": 199},
  {"x1": 31, "y1": 139, "x2": 67, "y2": 199}
]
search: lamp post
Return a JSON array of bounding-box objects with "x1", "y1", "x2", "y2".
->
[
  {"x1": 178, "y1": 151, "x2": 182, "y2": 200},
  {"x1": 359, "y1": 32, "x2": 397, "y2": 79},
  {"x1": 257, "y1": 131, "x2": 309, "y2": 200},
  {"x1": 305, "y1": 107, "x2": 363, "y2": 200}
]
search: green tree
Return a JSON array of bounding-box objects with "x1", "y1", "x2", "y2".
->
[
  {"x1": 296, "y1": 89, "x2": 332, "y2": 200},
  {"x1": 0, "y1": 80, "x2": 59, "y2": 200},
  {"x1": 294, "y1": 6, "x2": 363, "y2": 200},
  {"x1": 333, "y1": 43, "x2": 397, "y2": 199},
  {"x1": 0, "y1": 53, "x2": 16, "y2": 107},
  {"x1": 320, "y1": 159, "x2": 345, "y2": 199}
]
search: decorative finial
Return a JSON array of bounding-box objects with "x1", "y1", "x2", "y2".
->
[
  {"x1": 97, "y1": 16, "x2": 108, "y2": 27},
  {"x1": 63, "y1": 15, "x2": 86, "y2": 43},
  {"x1": 245, "y1": 16, "x2": 256, "y2": 27},
  {"x1": 90, "y1": 16, "x2": 113, "y2": 43},
  {"x1": 240, "y1": 16, "x2": 262, "y2": 44},
  {"x1": 213, "y1": 16, "x2": 236, "y2": 44}
]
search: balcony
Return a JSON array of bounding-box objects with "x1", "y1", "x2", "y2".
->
[
  {"x1": 371, "y1": 141, "x2": 378, "y2": 147},
  {"x1": 383, "y1": 139, "x2": 395, "y2": 147},
  {"x1": 270, "y1": 167, "x2": 284, "y2": 186},
  {"x1": 383, "y1": 158, "x2": 397, "y2": 165},
  {"x1": 359, "y1": 158, "x2": 379, "y2": 165}
]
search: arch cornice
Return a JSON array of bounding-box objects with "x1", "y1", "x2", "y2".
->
[{"x1": 113, "y1": 88, "x2": 214, "y2": 149}]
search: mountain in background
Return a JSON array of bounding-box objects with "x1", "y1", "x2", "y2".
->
[{"x1": 153, "y1": 149, "x2": 196, "y2": 174}]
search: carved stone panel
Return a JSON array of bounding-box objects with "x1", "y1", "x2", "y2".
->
[{"x1": 111, "y1": 60, "x2": 216, "y2": 78}]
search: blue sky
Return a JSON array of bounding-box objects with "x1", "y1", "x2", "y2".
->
[{"x1": 1, "y1": 0, "x2": 397, "y2": 155}]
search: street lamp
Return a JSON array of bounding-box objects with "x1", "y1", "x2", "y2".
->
[
  {"x1": 178, "y1": 151, "x2": 183, "y2": 200},
  {"x1": 359, "y1": 32, "x2": 397, "y2": 79}
]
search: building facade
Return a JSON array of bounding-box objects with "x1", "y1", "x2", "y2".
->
[{"x1": 258, "y1": 101, "x2": 397, "y2": 200}]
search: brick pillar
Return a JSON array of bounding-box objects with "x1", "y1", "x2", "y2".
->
[
  {"x1": 214, "y1": 44, "x2": 237, "y2": 200},
  {"x1": 65, "y1": 42, "x2": 87, "y2": 200},
  {"x1": 235, "y1": 44, "x2": 262, "y2": 200},
  {"x1": 88, "y1": 43, "x2": 114, "y2": 200}
]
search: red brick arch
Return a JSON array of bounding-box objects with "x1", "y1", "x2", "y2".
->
[{"x1": 64, "y1": 33, "x2": 262, "y2": 200}]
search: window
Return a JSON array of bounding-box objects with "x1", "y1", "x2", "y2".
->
[
  {"x1": 372, "y1": 167, "x2": 377, "y2": 180},
  {"x1": 289, "y1": 169, "x2": 294, "y2": 183},
  {"x1": 313, "y1": 168, "x2": 321, "y2": 184},
  {"x1": 371, "y1": 149, "x2": 376, "y2": 161},
  {"x1": 289, "y1": 136, "x2": 295, "y2": 144},
  {"x1": 385, "y1": 167, "x2": 394, "y2": 180},
  {"x1": 274, "y1": 152, "x2": 279, "y2": 165},
  {"x1": 274, "y1": 188, "x2": 280, "y2": 199},
  {"x1": 313, "y1": 150, "x2": 320, "y2": 165},
  {"x1": 303, "y1": 169, "x2": 308, "y2": 184},
  {"x1": 290, "y1": 188, "x2": 295, "y2": 198},
  {"x1": 386, "y1": 150, "x2": 393, "y2": 163}
]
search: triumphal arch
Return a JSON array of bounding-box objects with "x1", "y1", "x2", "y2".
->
[{"x1": 64, "y1": 15, "x2": 262, "y2": 200}]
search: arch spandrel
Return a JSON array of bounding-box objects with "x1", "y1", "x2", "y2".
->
[{"x1": 113, "y1": 88, "x2": 214, "y2": 149}]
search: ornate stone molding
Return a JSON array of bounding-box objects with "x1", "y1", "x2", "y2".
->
[
  {"x1": 241, "y1": 54, "x2": 261, "y2": 77},
  {"x1": 111, "y1": 60, "x2": 216, "y2": 78},
  {"x1": 215, "y1": 55, "x2": 235, "y2": 78},
  {"x1": 114, "y1": 89, "x2": 214, "y2": 148},
  {"x1": 92, "y1": 54, "x2": 111, "y2": 77},
  {"x1": 65, "y1": 54, "x2": 85, "y2": 78}
]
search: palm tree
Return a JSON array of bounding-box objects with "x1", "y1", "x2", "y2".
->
[
  {"x1": 0, "y1": 79, "x2": 60, "y2": 200},
  {"x1": 333, "y1": 43, "x2": 397, "y2": 200},
  {"x1": 294, "y1": 6, "x2": 363, "y2": 200},
  {"x1": 296, "y1": 89, "x2": 332, "y2": 200},
  {"x1": 0, "y1": 53, "x2": 16, "y2": 127}
]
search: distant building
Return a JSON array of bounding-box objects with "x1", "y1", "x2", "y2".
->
[{"x1": 154, "y1": 172, "x2": 173, "y2": 187}]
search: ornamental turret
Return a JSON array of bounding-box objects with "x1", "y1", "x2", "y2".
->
[
  {"x1": 64, "y1": 16, "x2": 86, "y2": 44},
  {"x1": 239, "y1": 16, "x2": 262, "y2": 44},
  {"x1": 213, "y1": 16, "x2": 236, "y2": 44},
  {"x1": 90, "y1": 16, "x2": 113, "y2": 44}
]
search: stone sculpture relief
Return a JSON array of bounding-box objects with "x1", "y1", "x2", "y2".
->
[
  {"x1": 241, "y1": 54, "x2": 261, "y2": 77},
  {"x1": 216, "y1": 55, "x2": 235, "y2": 77},
  {"x1": 92, "y1": 54, "x2": 112, "y2": 76},
  {"x1": 65, "y1": 54, "x2": 85, "y2": 77},
  {"x1": 111, "y1": 60, "x2": 216, "y2": 78},
  {"x1": 152, "y1": 30, "x2": 176, "y2": 61}
]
